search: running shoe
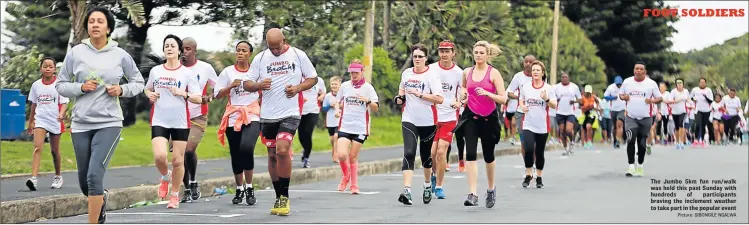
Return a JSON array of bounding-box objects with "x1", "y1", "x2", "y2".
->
[
  {"x1": 166, "y1": 193, "x2": 180, "y2": 209},
  {"x1": 180, "y1": 189, "x2": 192, "y2": 203},
  {"x1": 245, "y1": 186, "x2": 257, "y2": 205},
  {"x1": 430, "y1": 174, "x2": 436, "y2": 191},
  {"x1": 485, "y1": 188, "x2": 496, "y2": 208},
  {"x1": 350, "y1": 185, "x2": 360, "y2": 195},
  {"x1": 232, "y1": 188, "x2": 244, "y2": 204},
  {"x1": 337, "y1": 173, "x2": 350, "y2": 192},
  {"x1": 50, "y1": 176, "x2": 63, "y2": 189},
  {"x1": 98, "y1": 190, "x2": 108, "y2": 224},
  {"x1": 302, "y1": 157, "x2": 311, "y2": 168},
  {"x1": 190, "y1": 182, "x2": 201, "y2": 200},
  {"x1": 625, "y1": 166, "x2": 635, "y2": 177},
  {"x1": 422, "y1": 185, "x2": 433, "y2": 204},
  {"x1": 635, "y1": 166, "x2": 644, "y2": 177},
  {"x1": 536, "y1": 177, "x2": 544, "y2": 188},
  {"x1": 26, "y1": 177, "x2": 38, "y2": 191},
  {"x1": 522, "y1": 175, "x2": 532, "y2": 188},
  {"x1": 434, "y1": 187, "x2": 446, "y2": 199},
  {"x1": 397, "y1": 188, "x2": 413, "y2": 205},
  {"x1": 463, "y1": 193, "x2": 478, "y2": 206},
  {"x1": 270, "y1": 198, "x2": 280, "y2": 215},
  {"x1": 646, "y1": 145, "x2": 652, "y2": 155},
  {"x1": 158, "y1": 170, "x2": 171, "y2": 199},
  {"x1": 458, "y1": 160, "x2": 466, "y2": 172},
  {"x1": 276, "y1": 196, "x2": 291, "y2": 216}
]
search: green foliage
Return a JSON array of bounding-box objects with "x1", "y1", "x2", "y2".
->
[
  {"x1": 1, "y1": 46, "x2": 44, "y2": 95},
  {"x1": 343, "y1": 44, "x2": 400, "y2": 114},
  {"x1": 3, "y1": 1, "x2": 70, "y2": 61},
  {"x1": 677, "y1": 33, "x2": 749, "y2": 101},
  {"x1": 512, "y1": 4, "x2": 607, "y2": 91}
]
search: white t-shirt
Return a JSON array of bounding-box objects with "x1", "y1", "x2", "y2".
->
[
  {"x1": 430, "y1": 62, "x2": 463, "y2": 122},
  {"x1": 659, "y1": 91, "x2": 672, "y2": 116},
  {"x1": 506, "y1": 71, "x2": 533, "y2": 113},
  {"x1": 248, "y1": 46, "x2": 318, "y2": 120},
  {"x1": 301, "y1": 77, "x2": 326, "y2": 115},
  {"x1": 722, "y1": 96, "x2": 742, "y2": 116},
  {"x1": 214, "y1": 65, "x2": 260, "y2": 127},
  {"x1": 323, "y1": 92, "x2": 338, "y2": 127},
  {"x1": 604, "y1": 83, "x2": 626, "y2": 111},
  {"x1": 711, "y1": 102, "x2": 724, "y2": 120},
  {"x1": 185, "y1": 60, "x2": 218, "y2": 119},
  {"x1": 519, "y1": 81, "x2": 554, "y2": 134},
  {"x1": 146, "y1": 64, "x2": 201, "y2": 129},
  {"x1": 552, "y1": 83, "x2": 581, "y2": 116},
  {"x1": 399, "y1": 66, "x2": 443, "y2": 126},
  {"x1": 28, "y1": 78, "x2": 69, "y2": 134},
  {"x1": 687, "y1": 101, "x2": 696, "y2": 120},
  {"x1": 336, "y1": 81, "x2": 379, "y2": 135},
  {"x1": 619, "y1": 76, "x2": 661, "y2": 119},
  {"x1": 690, "y1": 87, "x2": 714, "y2": 113},
  {"x1": 670, "y1": 88, "x2": 690, "y2": 115}
]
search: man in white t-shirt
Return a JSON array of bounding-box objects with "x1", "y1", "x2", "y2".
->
[
  {"x1": 506, "y1": 54, "x2": 535, "y2": 147},
  {"x1": 179, "y1": 37, "x2": 218, "y2": 202},
  {"x1": 553, "y1": 72, "x2": 581, "y2": 155},
  {"x1": 604, "y1": 76, "x2": 626, "y2": 148},
  {"x1": 243, "y1": 28, "x2": 318, "y2": 216},
  {"x1": 619, "y1": 62, "x2": 662, "y2": 177}
]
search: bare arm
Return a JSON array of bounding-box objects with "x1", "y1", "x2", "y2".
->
[
  {"x1": 296, "y1": 77, "x2": 318, "y2": 93},
  {"x1": 216, "y1": 85, "x2": 235, "y2": 99},
  {"x1": 28, "y1": 103, "x2": 37, "y2": 130}
]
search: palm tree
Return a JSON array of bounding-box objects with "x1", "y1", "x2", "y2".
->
[{"x1": 63, "y1": 0, "x2": 146, "y2": 52}]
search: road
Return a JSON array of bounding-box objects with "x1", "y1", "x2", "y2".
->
[{"x1": 35, "y1": 144, "x2": 748, "y2": 223}]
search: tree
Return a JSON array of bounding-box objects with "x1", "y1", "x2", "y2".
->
[
  {"x1": 512, "y1": 4, "x2": 608, "y2": 92},
  {"x1": 678, "y1": 33, "x2": 749, "y2": 101},
  {"x1": 560, "y1": 0, "x2": 679, "y2": 81},
  {"x1": 3, "y1": 1, "x2": 70, "y2": 61},
  {"x1": 1, "y1": 46, "x2": 44, "y2": 95}
]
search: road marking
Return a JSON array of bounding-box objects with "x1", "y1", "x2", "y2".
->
[
  {"x1": 512, "y1": 165, "x2": 524, "y2": 169},
  {"x1": 372, "y1": 174, "x2": 465, "y2": 179},
  {"x1": 258, "y1": 189, "x2": 380, "y2": 195},
  {"x1": 104, "y1": 213, "x2": 245, "y2": 218}
]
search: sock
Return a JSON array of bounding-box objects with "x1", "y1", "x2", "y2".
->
[
  {"x1": 349, "y1": 162, "x2": 359, "y2": 187},
  {"x1": 340, "y1": 160, "x2": 349, "y2": 178},
  {"x1": 162, "y1": 175, "x2": 170, "y2": 181},
  {"x1": 272, "y1": 180, "x2": 280, "y2": 198},
  {"x1": 237, "y1": 185, "x2": 244, "y2": 191},
  {"x1": 279, "y1": 177, "x2": 290, "y2": 197},
  {"x1": 190, "y1": 180, "x2": 197, "y2": 184},
  {"x1": 629, "y1": 164, "x2": 635, "y2": 170},
  {"x1": 171, "y1": 192, "x2": 179, "y2": 197},
  {"x1": 637, "y1": 164, "x2": 644, "y2": 168},
  {"x1": 423, "y1": 182, "x2": 430, "y2": 188},
  {"x1": 246, "y1": 182, "x2": 252, "y2": 189},
  {"x1": 404, "y1": 187, "x2": 411, "y2": 193},
  {"x1": 436, "y1": 186, "x2": 442, "y2": 189}
]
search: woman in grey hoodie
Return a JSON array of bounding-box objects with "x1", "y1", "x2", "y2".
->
[{"x1": 55, "y1": 7, "x2": 145, "y2": 224}]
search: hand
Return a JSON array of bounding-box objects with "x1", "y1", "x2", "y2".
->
[
  {"x1": 451, "y1": 101, "x2": 460, "y2": 109},
  {"x1": 540, "y1": 89, "x2": 549, "y2": 101},
  {"x1": 28, "y1": 122, "x2": 35, "y2": 134},
  {"x1": 395, "y1": 95, "x2": 405, "y2": 105},
  {"x1": 230, "y1": 79, "x2": 242, "y2": 88},
  {"x1": 285, "y1": 84, "x2": 299, "y2": 98},
  {"x1": 357, "y1": 95, "x2": 370, "y2": 104},
  {"x1": 261, "y1": 78, "x2": 272, "y2": 90},
  {"x1": 521, "y1": 104, "x2": 529, "y2": 113},
  {"x1": 57, "y1": 113, "x2": 64, "y2": 123},
  {"x1": 335, "y1": 109, "x2": 341, "y2": 118},
  {"x1": 620, "y1": 94, "x2": 630, "y2": 101},
  {"x1": 105, "y1": 85, "x2": 122, "y2": 97},
  {"x1": 147, "y1": 91, "x2": 160, "y2": 103},
  {"x1": 475, "y1": 87, "x2": 489, "y2": 96},
  {"x1": 169, "y1": 86, "x2": 187, "y2": 98},
  {"x1": 81, "y1": 80, "x2": 98, "y2": 92},
  {"x1": 645, "y1": 98, "x2": 653, "y2": 104},
  {"x1": 201, "y1": 95, "x2": 212, "y2": 104},
  {"x1": 460, "y1": 91, "x2": 467, "y2": 101},
  {"x1": 656, "y1": 113, "x2": 662, "y2": 121}
]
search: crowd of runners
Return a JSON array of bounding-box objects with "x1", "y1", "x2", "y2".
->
[{"x1": 20, "y1": 7, "x2": 749, "y2": 223}]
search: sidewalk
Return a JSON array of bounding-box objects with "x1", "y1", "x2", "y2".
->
[{"x1": 0, "y1": 142, "x2": 518, "y2": 202}]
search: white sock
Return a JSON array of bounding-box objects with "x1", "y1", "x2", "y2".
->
[
  {"x1": 436, "y1": 186, "x2": 442, "y2": 189},
  {"x1": 237, "y1": 185, "x2": 244, "y2": 190},
  {"x1": 637, "y1": 164, "x2": 644, "y2": 168},
  {"x1": 246, "y1": 183, "x2": 252, "y2": 189},
  {"x1": 424, "y1": 182, "x2": 430, "y2": 188},
  {"x1": 190, "y1": 180, "x2": 197, "y2": 184},
  {"x1": 629, "y1": 164, "x2": 635, "y2": 170}
]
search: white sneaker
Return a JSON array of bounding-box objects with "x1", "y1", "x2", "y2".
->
[
  {"x1": 51, "y1": 176, "x2": 64, "y2": 189},
  {"x1": 510, "y1": 138, "x2": 516, "y2": 145},
  {"x1": 26, "y1": 177, "x2": 38, "y2": 191}
]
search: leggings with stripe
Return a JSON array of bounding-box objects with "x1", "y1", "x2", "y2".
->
[
  {"x1": 401, "y1": 122, "x2": 435, "y2": 170},
  {"x1": 71, "y1": 127, "x2": 122, "y2": 196}
]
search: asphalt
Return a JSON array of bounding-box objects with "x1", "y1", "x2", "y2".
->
[
  {"x1": 34, "y1": 144, "x2": 749, "y2": 223},
  {"x1": 1, "y1": 142, "x2": 516, "y2": 202}
]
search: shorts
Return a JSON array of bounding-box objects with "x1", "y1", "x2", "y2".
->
[
  {"x1": 556, "y1": 114, "x2": 577, "y2": 125},
  {"x1": 672, "y1": 114, "x2": 686, "y2": 129},
  {"x1": 625, "y1": 116, "x2": 654, "y2": 139},
  {"x1": 187, "y1": 115, "x2": 207, "y2": 146},
  {"x1": 712, "y1": 118, "x2": 724, "y2": 123},
  {"x1": 514, "y1": 112, "x2": 524, "y2": 131},
  {"x1": 337, "y1": 131, "x2": 368, "y2": 144},
  {"x1": 435, "y1": 121, "x2": 458, "y2": 143},
  {"x1": 327, "y1": 127, "x2": 338, "y2": 136},
  {"x1": 261, "y1": 116, "x2": 302, "y2": 147},
  {"x1": 582, "y1": 112, "x2": 595, "y2": 127},
  {"x1": 610, "y1": 110, "x2": 625, "y2": 122},
  {"x1": 152, "y1": 126, "x2": 189, "y2": 141}
]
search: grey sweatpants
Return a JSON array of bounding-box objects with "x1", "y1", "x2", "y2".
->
[
  {"x1": 71, "y1": 127, "x2": 122, "y2": 196},
  {"x1": 624, "y1": 117, "x2": 652, "y2": 165}
]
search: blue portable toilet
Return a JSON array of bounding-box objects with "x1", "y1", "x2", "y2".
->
[{"x1": 1, "y1": 89, "x2": 27, "y2": 140}]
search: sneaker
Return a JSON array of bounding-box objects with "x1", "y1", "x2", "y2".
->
[
  {"x1": 245, "y1": 186, "x2": 257, "y2": 205},
  {"x1": 625, "y1": 166, "x2": 635, "y2": 177},
  {"x1": 166, "y1": 194, "x2": 180, "y2": 209},
  {"x1": 337, "y1": 174, "x2": 350, "y2": 192},
  {"x1": 536, "y1": 177, "x2": 544, "y2": 188},
  {"x1": 430, "y1": 175, "x2": 436, "y2": 191},
  {"x1": 445, "y1": 165, "x2": 451, "y2": 172},
  {"x1": 522, "y1": 175, "x2": 532, "y2": 188},
  {"x1": 276, "y1": 196, "x2": 291, "y2": 216},
  {"x1": 434, "y1": 187, "x2": 446, "y2": 199},
  {"x1": 646, "y1": 145, "x2": 652, "y2": 155},
  {"x1": 422, "y1": 186, "x2": 433, "y2": 204},
  {"x1": 50, "y1": 176, "x2": 63, "y2": 189},
  {"x1": 485, "y1": 188, "x2": 496, "y2": 208},
  {"x1": 350, "y1": 185, "x2": 360, "y2": 195},
  {"x1": 270, "y1": 198, "x2": 280, "y2": 215},
  {"x1": 463, "y1": 193, "x2": 478, "y2": 206},
  {"x1": 397, "y1": 189, "x2": 413, "y2": 205},
  {"x1": 458, "y1": 160, "x2": 466, "y2": 172},
  {"x1": 180, "y1": 189, "x2": 192, "y2": 203},
  {"x1": 510, "y1": 138, "x2": 516, "y2": 145},
  {"x1": 635, "y1": 166, "x2": 644, "y2": 177},
  {"x1": 232, "y1": 189, "x2": 244, "y2": 204},
  {"x1": 98, "y1": 190, "x2": 108, "y2": 224},
  {"x1": 158, "y1": 170, "x2": 171, "y2": 199},
  {"x1": 26, "y1": 177, "x2": 38, "y2": 191},
  {"x1": 302, "y1": 158, "x2": 310, "y2": 168},
  {"x1": 190, "y1": 182, "x2": 201, "y2": 200}
]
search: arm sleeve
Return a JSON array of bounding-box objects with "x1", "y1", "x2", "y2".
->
[
  {"x1": 318, "y1": 77, "x2": 327, "y2": 95},
  {"x1": 369, "y1": 85, "x2": 379, "y2": 103},
  {"x1": 55, "y1": 51, "x2": 84, "y2": 98},
  {"x1": 59, "y1": 95, "x2": 70, "y2": 104},
  {"x1": 506, "y1": 76, "x2": 518, "y2": 94},
  {"x1": 248, "y1": 55, "x2": 262, "y2": 82},
  {"x1": 119, "y1": 53, "x2": 146, "y2": 98},
  {"x1": 206, "y1": 64, "x2": 219, "y2": 87},
  {"x1": 298, "y1": 49, "x2": 318, "y2": 79},
  {"x1": 28, "y1": 84, "x2": 38, "y2": 103},
  {"x1": 145, "y1": 70, "x2": 155, "y2": 91},
  {"x1": 429, "y1": 73, "x2": 443, "y2": 96},
  {"x1": 652, "y1": 83, "x2": 662, "y2": 98},
  {"x1": 187, "y1": 71, "x2": 201, "y2": 95}
]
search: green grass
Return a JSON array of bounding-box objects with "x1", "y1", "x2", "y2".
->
[{"x1": 1, "y1": 116, "x2": 404, "y2": 175}]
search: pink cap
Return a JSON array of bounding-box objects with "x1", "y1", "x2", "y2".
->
[{"x1": 348, "y1": 63, "x2": 364, "y2": 72}]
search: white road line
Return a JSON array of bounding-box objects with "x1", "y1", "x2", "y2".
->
[
  {"x1": 101, "y1": 213, "x2": 245, "y2": 218},
  {"x1": 257, "y1": 189, "x2": 380, "y2": 195}
]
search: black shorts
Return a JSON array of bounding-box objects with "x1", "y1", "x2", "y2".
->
[
  {"x1": 327, "y1": 127, "x2": 338, "y2": 136},
  {"x1": 582, "y1": 111, "x2": 595, "y2": 126},
  {"x1": 152, "y1": 126, "x2": 189, "y2": 141},
  {"x1": 505, "y1": 112, "x2": 515, "y2": 121},
  {"x1": 556, "y1": 114, "x2": 577, "y2": 125},
  {"x1": 337, "y1": 131, "x2": 368, "y2": 144},
  {"x1": 261, "y1": 116, "x2": 301, "y2": 147},
  {"x1": 672, "y1": 114, "x2": 686, "y2": 129},
  {"x1": 610, "y1": 110, "x2": 625, "y2": 122}
]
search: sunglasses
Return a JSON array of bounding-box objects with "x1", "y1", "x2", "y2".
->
[{"x1": 413, "y1": 55, "x2": 426, "y2": 59}]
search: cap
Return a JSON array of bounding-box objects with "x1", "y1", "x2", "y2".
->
[
  {"x1": 438, "y1": 41, "x2": 454, "y2": 49},
  {"x1": 614, "y1": 76, "x2": 623, "y2": 85},
  {"x1": 347, "y1": 63, "x2": 364, "y2": 73},
  {"x1": 584, "y1": 85, "x2": 593, "y2": 93}
]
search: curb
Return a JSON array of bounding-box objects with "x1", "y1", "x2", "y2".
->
[{"x1": 1, "y1": 145, "x2": 560, "y2": 224}]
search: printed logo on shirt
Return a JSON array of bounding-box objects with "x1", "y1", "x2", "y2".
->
[
  {"x1": 628, "y1": 91, "x2": 647, "y2": 98},
  {"x1": 344, "y1": 96, "x2": 366, "y2": 106},
  {"x1": 442, "y1": 82, "x2": 454, "y2": 92},
  {"x1": 232, "y1": 87, "x2": 252, "y2": 97},
  {"x1": 267, "y1": 61, "x2": 297, "y2": 76},
  {"x1": 36, "y1": 94, "x2": 57, "y2": 104},
  {"x1": 526, "y1": 98, "x2": 546, "y2": 107},
  {"x1": 154, "y1": 77, "x2": 181, "y2": 89},
  {"x1": 405, "y1": 79, "x2": 426, "y2": 93}
]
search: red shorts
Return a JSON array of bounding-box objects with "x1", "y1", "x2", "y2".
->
[{"x1": 435, "y1": 121, "x2": 458, "y2": 143}]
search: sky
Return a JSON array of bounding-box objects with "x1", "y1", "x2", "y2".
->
[{"x1": 2, "y1": 1, "x2": 748, "y2": 56}]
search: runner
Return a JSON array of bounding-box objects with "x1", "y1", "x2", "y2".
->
[
  {"x1": 26, "y1": 57, "x2": 69, "y2": 191},
  {"x1": 580, "y1": 85, "x2": 599, "y2": 149},
  {"x1": 55, "y1": 6, "x2": 145, "y2": 223},
  {"x1": 721, "y1": 88, "x2": 742, "y2": 144},
  {"x1": 690, "y1": 77, "x2": 714, "y2": 147},
  {"x1": 711, "y1": 94, "x2": 726, "y2": 145},
  {"x1": 518, "y1": 60, "x2": 556, "y2": 188},
  {"x1": 548, "y1": 87, "x2": 560, "y2": 145},
  {"x1": 446, "y1": 104, "x2": 467, "y2": 172},
  {"x1": 552, "y1": 72, "x2": 581, "y2": 155},
  {"x1": 507, "y1": 55, "x2": 536, "y2": 149},
  {"x1": 453, "y1": 41, "x2": 506, "y2": 208},
  {"x1": 656, "y1": 82, "x2": 672, "y2": 146},
  {"x1": 299, "y1": 76, "x2": 326, "y2": 168},
  {"x1": 619, "y1": 62, "x2": 661, "y2": 177},
  {"x1": 600, "y1": 93, "x2": 612, "y2": 144},
  {"x1": 333, "y1": 59, "x2": 379, "y2": 195},
  {"x1": 424, "y1": 40, "x2": 463, "y2": 199},
  {"x1": 214, "y1": 41, "x2": 261, "y2": 205},
  {"x1": 604, "y1": 76, "x2": 626, "y2": 148},
  {"x1": 323, "y1": 76, "x2": 342, "y2": 163},
  {"x1": 669, "y1": 78, "x2": 690, "y2": 149},
  {"x1": 179, "y1": 37, "x2": 218, "y2": 203},
  {"x1": 243, "y1": 28, "x2": 319, "y2": 216},
  {"x1": 394, "y1": 43, "x2": 444, "y2": 206}
]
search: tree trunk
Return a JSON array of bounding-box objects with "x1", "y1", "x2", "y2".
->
[
  {"x1": 67, "y1": 0, "x2": 88, "y2": 51},
  {"x1": 382, "y1": 0, "x2": 391, "y2": 50},
  {"x1": 120, "y1": 0, "x2": 154, "y2": 127}
]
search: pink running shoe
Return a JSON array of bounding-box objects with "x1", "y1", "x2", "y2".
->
[
  {"x1": 166, "y1": 194, "x2": 180, "y2": 208},
  {"x1": 158, "y1": 170, "x2": 171, "y2": 199}
]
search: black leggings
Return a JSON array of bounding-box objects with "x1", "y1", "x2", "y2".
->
[
  {"x1": 521, "y1": 130, "x2": 548, "y2": 170},
  {"x1": 657, "y1": 117, "x2": 670, "y2": 138},
  {"x1": 401, "y1": 122, "x2": 435, "y2": 171},
  {"x1": 724, "y1": 116, "x2": 739, "y2": 142},
  {"x1": 696, "y1": 111, "x2": 715, "y2": 142},
  {"x1": 462, "y1": 117, "x2": 498, "y2": 163},
  {"x1": 446, "y1": 125, "x2": 465, "y2": 162},
  {"x1": 298, "y1": 113, "x2": 319, "y2": 159},
  {"x1": 226, "y1": 123, "x2": 261, "y2": 174}
]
